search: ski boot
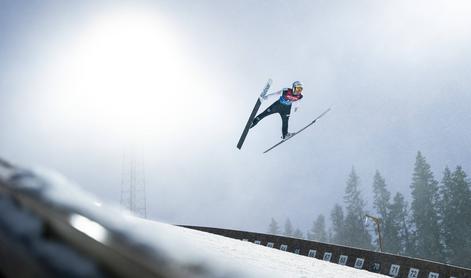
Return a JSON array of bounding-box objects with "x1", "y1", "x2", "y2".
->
[{"x1": 282, "y1": 132, "x2": 294, "y2": 140}]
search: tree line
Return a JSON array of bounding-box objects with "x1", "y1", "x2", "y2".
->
[{"x1": 267, "y1": 151, "x2": 471, "y2": 268}]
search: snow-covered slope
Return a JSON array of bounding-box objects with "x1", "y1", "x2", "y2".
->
[
  {"x1": 133, "y1": 219, "x2": 386, "y2": 278},
  {"x1": 0, "y1": 162, "x2": 386, "y2": 277}
]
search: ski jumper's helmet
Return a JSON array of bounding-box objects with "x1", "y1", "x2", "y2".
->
[{"x1": 292, "y1": 81, "x2": 304, "y2": 93}]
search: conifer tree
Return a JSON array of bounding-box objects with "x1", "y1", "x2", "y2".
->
[
  {"x1": 388, "y1": 192, "x2": 413, "y2": 255},
  {"x1": 410, "y1": 151, "x2": 443, "y2": 261},
  {"x1": 372, "y1": 170, "x2": 392, "y2": 251},
  {"x1": 293, "y1": 228, "x2": 304, "y2": 239},
  {"x1": 330, "y1": 204, "x2": 346, "y2": 245},
  {"x1": 343, "y1": 168, "x2": 372, "y2": 249},
  {"x1": 268, "y1": 218, "x2": 280, "y2": 235},
  {"x1": 307, "y1": 220, "x2": 315, "y2": 240},
  {"x1": 439, "y1": 167, "x2": 453, "y2": 260},
  {"x1": 372, "y1": 170, "x2": 391, "y2": 219},
  {"x1": 284, "y1": 218, "x2": 293, "y2": 237},
  {"x1": 308, "y1": 214, "x2": 328, "y2": 242},
  {"x1": 328, "y1": 229, "x2": 333, "y2": 243},
  {"x1": 439, "y1": 166, "x2": 471, "y2": 267}
]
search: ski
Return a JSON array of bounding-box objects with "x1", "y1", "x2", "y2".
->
[
  {"x1": 237, "y1": 79, "x2": 273, "y2": 149},
  {"x1": 263, "y1": 107, "x2": 331, "y2": 154}
]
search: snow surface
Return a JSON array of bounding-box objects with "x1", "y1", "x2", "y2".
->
[
  {"x1": 134, "y1": 220, "x2": 387, "y2": 278},
  {"x1": 4, "y1": 166, "x2": 387, "y2": 277}
]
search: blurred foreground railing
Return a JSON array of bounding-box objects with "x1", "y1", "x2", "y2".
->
[{"x1": 0, "y1": 158, "x2": 219, "y2": 278}]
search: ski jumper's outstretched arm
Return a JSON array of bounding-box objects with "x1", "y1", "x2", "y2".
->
[{"x1": 260, "y1": 90, "x2": 282, "y2": 101}]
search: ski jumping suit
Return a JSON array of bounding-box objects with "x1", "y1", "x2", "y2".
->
[{"x1": 250, "y1": 88, "x2": 303, "y2": 138}]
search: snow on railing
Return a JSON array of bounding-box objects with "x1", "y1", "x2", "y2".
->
[{"x1": 0, "y1": 159, "x2": 235, "y2": 278}]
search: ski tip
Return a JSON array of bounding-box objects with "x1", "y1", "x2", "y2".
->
[{"x1": 319, "y1": 107, "x2": 332, "y2": 118}]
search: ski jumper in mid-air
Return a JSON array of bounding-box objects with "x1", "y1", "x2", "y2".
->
[{"x1": 250, "y1": 81, "x2": 304, "y2": 139}]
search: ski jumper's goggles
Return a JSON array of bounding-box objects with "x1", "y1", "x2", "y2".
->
[{"x1": 294, "y1": 86, "x2": 303, "y2": 93}]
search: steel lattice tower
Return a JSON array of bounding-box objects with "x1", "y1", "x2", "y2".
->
[{"x1": 120, "y1": 149, "x2": 147, "y2": 218}]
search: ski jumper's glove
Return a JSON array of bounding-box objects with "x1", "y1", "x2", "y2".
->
[{"x1": 292, "y1": 100, "x2": 301, "y2": 113}]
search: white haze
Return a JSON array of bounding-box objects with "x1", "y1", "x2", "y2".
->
[{"x1": 1, "y1": 0, "x2": 471, "y2": 234}]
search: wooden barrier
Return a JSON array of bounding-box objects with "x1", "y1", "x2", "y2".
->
[{"x1": 181, "y1": 226, "x2": 471, "y2": 278}]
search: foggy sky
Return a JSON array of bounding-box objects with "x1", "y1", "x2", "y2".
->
[{"x1": 1, "y1": 0, "x2": 471, "y2": 234}]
